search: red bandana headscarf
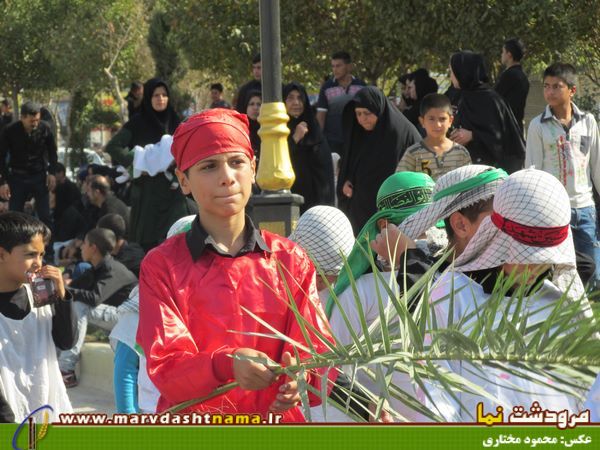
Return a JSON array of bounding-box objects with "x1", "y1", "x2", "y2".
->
[
  {"x1": 490, "y1": 212, "x2": 569, "y2": 248},
  {"x1": 171, "y1": 109, "x2": 254, "y2": 171}
]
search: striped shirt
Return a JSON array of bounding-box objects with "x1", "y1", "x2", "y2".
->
[{"x1": 396, "y1": 141, "x2": 471, "y2": 180}]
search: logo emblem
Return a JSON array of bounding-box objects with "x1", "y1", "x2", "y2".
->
[{"x1": 12, "y1": 405, "x2": 53, "y2": 450}]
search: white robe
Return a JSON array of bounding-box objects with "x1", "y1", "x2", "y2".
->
[
  {"x1": 0, "y1": 285, "x2": 72, "y2": 422},
  {"x1": 428, "y1": 272, "x2": 588, "y2": 421}
]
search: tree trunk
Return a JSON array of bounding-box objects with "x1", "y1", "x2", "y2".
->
[
  {"x1": 104, "y1": 67, "x2": 127, "y2": 123},
  {"x1": 11, "y1": 86, "x2": 19, "y2": 122}
]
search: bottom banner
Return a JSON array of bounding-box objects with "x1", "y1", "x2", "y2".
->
[{"x1": 1, "y1": 423, "x2": 600, "y2": 450}]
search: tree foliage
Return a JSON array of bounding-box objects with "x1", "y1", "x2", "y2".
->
[{"x1": 165, "y1": 0, "x2": 600, "y2": 94}]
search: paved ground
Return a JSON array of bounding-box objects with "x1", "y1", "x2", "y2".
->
[
  {"x1": 65, "y1": 341, "x2": 116, "y2": 415},
  {"x1": 68, "y1": 384, "x2": 115, "y2": 415}
]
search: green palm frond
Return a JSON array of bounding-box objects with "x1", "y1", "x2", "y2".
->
[{"x1": 167, "y1": 249, "x2": 600, "y2": 421}]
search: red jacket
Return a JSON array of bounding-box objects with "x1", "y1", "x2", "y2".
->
[{"x1": 137, "y1": 229, "x2": 336, "y2": 421}]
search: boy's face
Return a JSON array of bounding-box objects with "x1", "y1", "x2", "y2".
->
[
  {"x1": 80, "y1": 238, "x2": 94, "y2": 263},
  {"x1": 419, "y1": 108, "x2": 453, "y2": 139},
  {"x1": 176, "y1": 152, "x2": 256, "y2": 220},
  {"x1": 500, "y1": 47, "x2": 511, "y2": 66},
  {"x1": 331, "y1": 59, "x2": 350, "y2": 81},
  {"x1": 210, "y1": 89, "x2": 221, "y2": 102},
  {"x1": 0, "y1": 234, "x2": 45, "y2": 284},
  {"x1": 543, "y1": 76, "x2": 575, "y2": 108},
  {"x1": 252, "y1": 62, "x2": 262, "y2": 80},
  {"x1": 407, "y1": 80, "x2": 417, "y2": 100}
]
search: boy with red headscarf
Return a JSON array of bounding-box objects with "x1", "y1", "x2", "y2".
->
[{"x1": 136, "y1": 109, "x2": 335, "y2": 421}]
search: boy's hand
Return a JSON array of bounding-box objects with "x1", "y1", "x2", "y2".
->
[
  {"x1": 368, "y1": 401, "x2": 394, "y2": 423},
  {"x1": 370, "y1": 225, "x2": 415, "y2": 267},
  {"x1": 342, "y1": 181, "x2": 353, "y2": 198},
  {"x1": 233, "y1": 348, "x2": 276, "y2": 390},
  {"x1": 0, "y1": 184, "x2": 10, "y2": 201},
  {"x1": 46, "y1": 174, "x2": 56, "y2": 192},
  {"x1": 269, "y1": 352, "x2": 304, "y2": 412},
  {"x1": 40, "y1": 265, "x2": 66, "y2": 300}
]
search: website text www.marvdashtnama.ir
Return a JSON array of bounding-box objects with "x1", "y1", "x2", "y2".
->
[{"x1": 56, "y1": 412, "x2": 283, "y2": 425}]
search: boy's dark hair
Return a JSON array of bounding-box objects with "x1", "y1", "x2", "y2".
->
[
  {"x1": 252, "y1": 53, "x2": 261, "y2": 64},
  {"x1": 543, "y1": 63, "x2": 577, "y2": 88},
  {"x1": 55, "y1": 162, "x2": 66, "y2": 175},
  {"x1": 420, "y1": 93, "x2": 452, "y2": 117},
  {"x1": 210, "y1": 83, "x2": 224, "y2": 92},
  {"x1": 130, "y1": 81, "x2": 143, "y2": 91},
  {"x1": 331, "y1": 51, "x2": 352, "y2": 64},
  {"x1": 1, "y1": 99, "x2": 10, "y2": 107},
  {"x1": 85, "y1": 228, "x2": 116, "y2": 256},
  {"x1": 89, "y1": 175, "x2": 111, "y2": 196},
  {"x1": 20, "y1": 101, "x2": 41, "y2": 117},
  {"x1": 399, "y1": 73, "x2": 411, "y2": 85},
  {"x1": 503, "y1": 38, "x2": 525, "y2": 62},
  {"x1": 0, "y1": 212, "x2": 50, "y2": 252},
  {"x1": 444, "y1": 197, "x2": 494, "y2": 242},
  {"x1": 97, "y1": 214, "x2": 126, "y2": 241}
]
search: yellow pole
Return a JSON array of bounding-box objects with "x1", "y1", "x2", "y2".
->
[{"x1": 255, "y1": 102, "x2": 295, "y2": 191}]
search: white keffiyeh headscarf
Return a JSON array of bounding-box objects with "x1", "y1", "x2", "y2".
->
[
  {"x1": 289, "y1": 206, "x2": 355, "y2": 276},
  {"x1": 399, "y1": 165, "x2": 507, "y2": 241},
  {"x1": 454, "y1": 168, "x2": 586, "y2": 302}
]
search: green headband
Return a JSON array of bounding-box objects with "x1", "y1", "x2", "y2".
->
[
  {"x1": 433, "y1": 168, "x2": 508, "y2": 201},
  {"x1": 326, "y1": 172, "x2": 435, "y2": 318},
  {"x1": 377, "y1": 186, "x2": 433, "y2": 210}
]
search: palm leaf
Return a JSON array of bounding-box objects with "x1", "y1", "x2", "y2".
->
[{"x1": 167, "y1": 254, "x2": 600, "y2": 421}]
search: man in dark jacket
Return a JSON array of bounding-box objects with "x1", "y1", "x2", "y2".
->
[
  {"x1": 495, "y1": 38, "x2": 530, "y2": 134},
  {"x1": 53, "y1": 162, "x2": 81, "y2": 225},
  {"x1": 233, "y1": 53, "x2": 262, "y2": 112},
  {"x1": 97, "y1": 213, "x2": 145, "y2": 277},
  {"x1": 87, "y1": 174, "x2": 130, "y2": 230},
  {"x1": 0, "y1": 101, "x2": 58, "y2": 228},
  {"x1": 58, "y1": 228, "x2": 137, "y2": 387}
]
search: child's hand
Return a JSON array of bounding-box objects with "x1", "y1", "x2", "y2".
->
[
  {"x1": 370, "y1": 225, "x2": 415, "y2": 267},
  {"x1": 40, "y1": 265, "x2": 66, "y2": 300},
  {"x1": 232, "y1": 348, "x2": 276, "y2": 390},
  {"x1": 342, "y1": 181, "x2": 353, "y2": 198},
  {"x1": 269, "y1": 352, "x2": 304, "y2": 412},
  {"x1": 368, "y1": 401, "x2": 394, "y2": 423}
]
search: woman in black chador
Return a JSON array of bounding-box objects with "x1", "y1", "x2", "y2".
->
[
  {"x1": 283, "y1": 82, "x2": 335, "y2": 213},
  {"x1": 337, "y1": 86, "x2": 421, "y2": 234}
]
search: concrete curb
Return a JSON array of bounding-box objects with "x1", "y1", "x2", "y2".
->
[{"x1": 80, "y1": 342, "x2": 114, "y2": 394}]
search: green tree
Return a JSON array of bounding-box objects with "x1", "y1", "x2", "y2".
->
[
  {"x1": 147, "y1": 9, "x2": 189, "y2": 113},
  {"x1": 0, "y1": 0, "x2": 59, "y2": 116}
]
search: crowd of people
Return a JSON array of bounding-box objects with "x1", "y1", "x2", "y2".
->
[{"x1": 1, "y1": 37, "x2": 600, "y2": 424}]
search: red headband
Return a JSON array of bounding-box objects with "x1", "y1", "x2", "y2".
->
[
  {"x1": 171, "y1": 109, "x2": 254, "y2": 172},
  {"x1": 490, "y1": 212, "x2": 569, "y2": 248}
]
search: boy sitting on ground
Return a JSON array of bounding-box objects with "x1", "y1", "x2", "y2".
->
[{"x1": 58, "y1": 227, "x2": 137, "y2": 388}]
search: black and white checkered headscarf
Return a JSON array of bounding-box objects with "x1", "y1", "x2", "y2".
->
[
  {"x1": 289, "y1": 206, "x2": 355, "y2": 276},
  {"x1": 454, "y1": 169, "x2": 585, "y2": 301},
  {"x1": 400, "y1": 165, "x2": 505, "y2": 240}
]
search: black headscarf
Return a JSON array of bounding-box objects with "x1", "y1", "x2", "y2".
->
[
  {"x1": 338, "y1": 86, "x2": 421, "y2": 234},
  {"x1": 238, "y1": 89, "x2": 262, "y2": 158},
  {"x1": 124, "y1": 78, "x2": 181, "y2": 147},
  {"x1": 450, "y1": 51, "x2": 524, "y2": 173},
  {"x1": 403, "y1": 68, "x2": 439, "y2": 134},
  {"x1": 283, "y1": 82, "x2": 335, "y2": 212}
]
